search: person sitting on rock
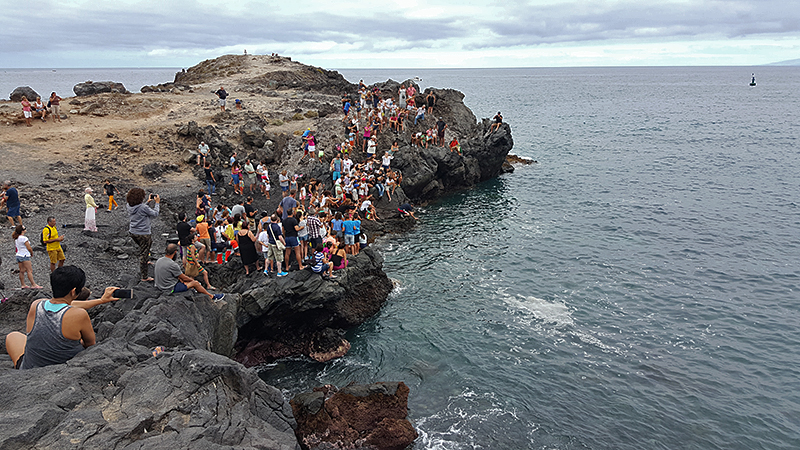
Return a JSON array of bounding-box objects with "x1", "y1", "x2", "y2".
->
[
  {"x1": 185, "y1": 234, "x2": 216, "y2": 291},
  {"x1": 308, "y1": 243, "x2": 336, "y2": 279},
  {"x1": 490, "y1": 111, "x2": 503, "y2": 133},
  {"x1": 197, "y1": 141, "x2": 210, "y2": 166},
  {"x1": 155, "y1": 243, "x2": 223, "y2": 301},
  {"x1": 5, "y1": 266, "x2": 122, "y2": 369}
]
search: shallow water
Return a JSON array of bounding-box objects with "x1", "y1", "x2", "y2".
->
[{"x1": 261, "y1": 66, "x2": 800, "y2": 449}]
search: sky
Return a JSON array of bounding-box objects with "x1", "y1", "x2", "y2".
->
[{"x1": 2, "y1": 0, "x2": 799, "y2": 68}]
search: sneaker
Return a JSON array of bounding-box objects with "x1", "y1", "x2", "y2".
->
[
  {"x1": 212, "y1": 293, "x2": 225, "y2": 301},
  {"x1": 277, "y1": 272, "x2": 288, "y2": 277},
  {"x1": 263, "y1": 269, "x2": 270, "y2": 275}
]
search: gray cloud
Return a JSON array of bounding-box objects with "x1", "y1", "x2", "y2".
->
[
  {"x1": 1, "y1": 0, "x2": 798, "y2": 64},
  {"x1": 467, "y1": 1, "x2": 799, "y2": 48}
]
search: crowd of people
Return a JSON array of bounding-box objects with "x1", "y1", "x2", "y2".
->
[{"x1": 1, "y1": 77, "x2": 444, "y2": 372}]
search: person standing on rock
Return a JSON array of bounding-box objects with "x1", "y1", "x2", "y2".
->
[
  {"x1": 13, "y1": 225, "x2": 42, "y2": 289},
  {"x1": 127, "y1": 188, "x2": 160, "y2": 282},
  {"x1": 83, "y1": 187, "x2": 98, "y2": 232},
  {"x1": 103, "y1": 179, "x2": 119, "y2": 211},
  {"x1": 215, "y1": 86, "x2": 228, "y2": 111},
  {"x1": 5, "y1": 266, "x2": 123, "y2": 370},
  {"x1": 2, "y1": 180, "x2": 23, "y2": 228},
  {"x1": 399, "y1": 85, "x2": 407, "y2": 109},
  {"x1": 436, "y1": 117, "x2": 448, "y2": 147},
  {"x1": 244, "y1": 159, "x2": 257, "y2": 194},
  {"x1": 48, "y1": 92, "x2": 63, "y2": 122},
  {"x1": 204, "y1": 162, "x2": 216, "y2": 196},
  {"x1": 20, "y1": 96, "x2": 33, "y2": 127},
  {"x1": 426, "y1": 91, "x2": 436, "y2": 116},
  {"x1": 279, "y1": 190, "x2": 297, "y2": 220},
  {"x1": 281, "y1": 208, "x2": 304, "y2": 271},
  {"x1": 42, "y1": 216, "x2": 66, "y2": 272}
]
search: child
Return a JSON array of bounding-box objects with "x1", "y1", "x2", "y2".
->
[{"x1": 186, "y1": 234, "x2": 216, "y2": 291}]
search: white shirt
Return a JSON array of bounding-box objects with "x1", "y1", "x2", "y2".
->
[{"x1": 15, "y1": 235, "x2": 31, "y2": 257}]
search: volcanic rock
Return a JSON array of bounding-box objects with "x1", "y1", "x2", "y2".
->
[
  {"x1": 9, "y1": 86, "x2": 40, "y2": 102},
  {"x1": 73, "y1": 81, "x2": 130, "y2": 96},
  {"x1": 291, "y1": 382, "x2": 417, "y2": 450}
]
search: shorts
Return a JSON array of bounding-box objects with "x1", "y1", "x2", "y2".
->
[
  {"x1": 48, "y1": 248, "x2": 65, "y2": 264},
  {"x1": 219, "y1": 98, "x2": 226, "y2": 106},
  {"x1": 310, "y1": 237, "x2": 323, "y2": 248},
  {"x1": 285, "y1": 236, "x2": 299, "y2": 248},
  {"x1": 16, "y1": 255, "x2": 31, "y2": 263},
  {"x1": 267, "y1": 244, "x2": 284, "y2": 262},
  {"x1": 172, "y1": 282, "x2": 189, "y2": 293},
  {"x1": 200, "y1": 238, "x2": 212, "y2": 252},
  {"x1": 263, "y1": 183, "x2": 270, "y2": 190},
  {"x1": 344, "y1": 234, "x2": 355, "y2": 245},
  {"x1": 232, "y1": 174, "x2": 240, "y2": 185},
  {"x1": 281, "y1": 185, "x2": 289, "y2": 192},
  {"x1": 299, "y1": 235, "x2": 309, "y2": 241},
  {"x1": 23, "y1": 111, "x2": 32, "y2": 118},
  {"x1": 7, "y1": 205, "x2": 20, "y2": 217}
]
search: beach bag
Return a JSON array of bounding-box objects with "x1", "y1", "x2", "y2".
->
[
  {"x1": 268, "y1": 224, "x2": 285, "y2": 251},
  {"x1": 185, "y1": 263, "x2": 200, "y2": 278}
]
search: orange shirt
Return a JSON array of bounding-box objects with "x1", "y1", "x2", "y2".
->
[{"x1": 196, "y1": 222, "x2": 210, "y2": 240}]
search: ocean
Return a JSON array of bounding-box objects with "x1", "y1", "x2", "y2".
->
[{"x1": 5, "y1": 65, "x2": 800, "y2": 449}]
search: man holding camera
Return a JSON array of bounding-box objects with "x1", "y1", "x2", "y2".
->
[{"x1": 155, "y1": 244, "x2": 224, "y2": 301}]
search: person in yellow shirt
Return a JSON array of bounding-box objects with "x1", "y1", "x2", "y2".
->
[{"x1": 42, "y1": 216, "x2": 65, "y2": 272}]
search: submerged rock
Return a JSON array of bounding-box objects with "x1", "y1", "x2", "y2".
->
[{"x1": 291, "y1": 382, "x2": 417, "y2": 450}]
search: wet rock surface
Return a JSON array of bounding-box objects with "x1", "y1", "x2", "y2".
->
[{"x1": 291, "y1": 382, "x2": 417, "y2": 450}]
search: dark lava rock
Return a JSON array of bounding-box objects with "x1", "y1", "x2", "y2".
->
[
  {"x1": 73, "y1": 81, "x2": 130, "y2": 96},
  {"x1": 240, "y1": 120, "x2": 269, "y2": 148},
  {"x1": 229, "y1": 248, "x2": 394, "y2": 366},
  {"x1": 9, "y1": 86, "x2": 40, "y2": 102},
  {"x1": 291, "y1": 382, "x2": 417, "y2": 450},
  {"x1": 0, "y1": 286, "x2": 300, "y2": 449}
]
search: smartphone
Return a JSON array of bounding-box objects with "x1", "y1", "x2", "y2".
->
[{"x1": 112, "y1": 289, "x2": 132, "y2": 298}]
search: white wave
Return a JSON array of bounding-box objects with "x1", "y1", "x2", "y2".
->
[{"x1": 503, "y1": 294, "x2": 575, "y2": 328}]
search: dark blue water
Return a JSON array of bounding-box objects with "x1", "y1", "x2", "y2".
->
[{"x1": 261, "y1": 67, "x2": 800, "y2": 449}]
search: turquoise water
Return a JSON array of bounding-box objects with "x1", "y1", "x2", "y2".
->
[{"x1": 261, "y1": 67, "x2": 800, "y2": 449}]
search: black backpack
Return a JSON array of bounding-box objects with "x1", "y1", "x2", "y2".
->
[{"x1": 40, "y1": 226, "x2": 52, "y2": 247}]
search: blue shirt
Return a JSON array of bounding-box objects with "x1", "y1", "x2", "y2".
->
[
  {"x1": 5, "y1": 187, "x2": 19, "y2": 208},
  {"x1": 331, "y1": 219, "x2": 343, "y2": 231},
  {"x1": 353, "y1": 219, "x2": 361, "y2": 234},
  {"x1": 343, "y1": 220, "x2": 356, "y2": 236}
]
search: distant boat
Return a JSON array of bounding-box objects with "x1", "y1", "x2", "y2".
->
[
  {"x1": 413, "y1": 76, "x2": 423, "y2": 82},
  {"x1": 750, "y1": 73, "x2": 756, "y2": 86}
]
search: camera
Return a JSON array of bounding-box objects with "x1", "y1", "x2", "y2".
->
[{"x1": 112, "y1": 289, "x2": 133, "y2": 299}]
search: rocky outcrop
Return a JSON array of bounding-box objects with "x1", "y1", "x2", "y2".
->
[
  {"x1": 0, "y1": 286, "x2": 299, "y2": 449},
  {"x1": 9, "y1": 86, "x2": 40, "y2": 102},
  {"x1": 213, "y1": 248, "x2": 393, "y2": 366},
  {"x1": 73, "y1": 81, "x2": 129, "y2": 96},
  {"x1": 291, "y1": 382, "x2": 417, "y2": 450},
  {"x1": 140, "y1": 82, "x2": 191, "y2": 93}
]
